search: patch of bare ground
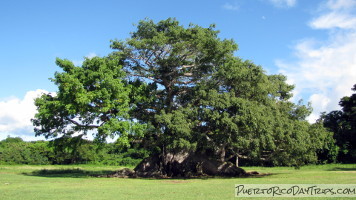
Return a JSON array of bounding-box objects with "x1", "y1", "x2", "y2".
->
[{"x1": 335, "y1": 171, "x2": 356, "y2": 173}]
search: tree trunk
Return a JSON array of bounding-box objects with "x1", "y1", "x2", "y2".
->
[
  {"x1": 134, "y1": 152, "x2": 247, "y2": 178},
  {"x1": 236, "y1": 154, "x2": 239, "y2": 167},
  {"x1": 219, "y1": 144, "x2": 226, "y2": 162}
]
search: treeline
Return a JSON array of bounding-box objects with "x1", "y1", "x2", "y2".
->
[
  {"x1": 320, "y1": 84, "x2": 356, "y2": 163},
  {"x1": 0, "y1": 136, "x2": 148, "y2": 166},
  {"x1": 0, "y1": 134, "x2": 343, "y2": 166}
]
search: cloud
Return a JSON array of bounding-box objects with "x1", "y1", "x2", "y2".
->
[
  {"x1": 310, "y1": 12, "x2": 356, "y2": 29},
  {"x1": 222, "y1": 2, "x2": 240, "y2": 11},
  {"x1": 276, "y1": 0, "x2": 356, "y2": 122},
  {"x1": 268, "y1": 0, "x2": 297, "y2": 8},
  {"x1": 0, "y1": 89, "x2": 104, "y2": 142},
  {"x1": 0, "y1": 89, "x2": 49, "y2": 141},
  {"x1": 310, "y1": 0, "x2": 356, "y2": 29},
  {"x1": 72, "y1": 52, "x2": 98, "y2": 66},
  {"x1": 326, "y1": 0, "x2": 356, "y2": 10},
  {"x1": 85, "y1": 52, "x2": 97, "y2": 59}
]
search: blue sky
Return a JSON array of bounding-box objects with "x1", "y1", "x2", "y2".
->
[{"x1": 1, "y1": 0, "x2": 355, "y2": 140}]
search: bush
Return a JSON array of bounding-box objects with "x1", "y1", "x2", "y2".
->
[
  {"x1": 0, "y1": 136, "x2": 150, "y2": 166},
  {"x1": 0, "y1": 138, "x2": 50, "y2": 165}
]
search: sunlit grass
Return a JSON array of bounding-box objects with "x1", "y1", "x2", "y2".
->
[{"x1": 0, "y1": 164, "x2": 355, "y2": 200}]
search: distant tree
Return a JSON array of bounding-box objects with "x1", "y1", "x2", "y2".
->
[
  {"x1": 322, "y1": 84, "x2": 356, "y2": 163},
  {"x1": 2, "y1": 136, "x2": 24, "y2": 143}
]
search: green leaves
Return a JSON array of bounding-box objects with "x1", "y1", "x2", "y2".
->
[
  {"x1": 321, "y1": 84, "x2": 356, "y2": 163},
  {"x1": 33, "y1": 18, "x2": 334, "y2": 168},
  {"x1": 33, "y1": 56, "x2": 135, "y2": 140},
  {"x1": 191, "y1": 56, "x2": 329, "y2": 166}
]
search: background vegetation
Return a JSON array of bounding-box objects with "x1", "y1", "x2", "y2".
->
[{"x1": 0, "y1": 136, "x2": 148, "y2": 166}]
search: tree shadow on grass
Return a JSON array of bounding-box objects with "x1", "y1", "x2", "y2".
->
[
  {"x1": 143, "y1": 173, "x2": 277, "y2": 181},
  {"x1": 127, "y1": 172, "x2": 278, "y2": 180},
  {"x1": 22, "y1": 168, "x2": 277, "y2": 179},
  {"x1": 328, "y1": 167, "x2": 356, "y2": 171},
  {"x1": 22, "y1": 168, "x2": 117, "y2": 178},
  {"x1": 142, "y1": 174, "x2": 278, "y2": 183}
]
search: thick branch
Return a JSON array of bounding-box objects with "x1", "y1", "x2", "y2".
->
[
  {"x1": 129, "y1": 73, "x2": 162, "y2": 84},
  {"x1": 179, "y1": 64, "x2": 195, "y2": 69},
  {"x1": 175, "y1": 80, "x2": 194, "y2": 85},
  {"x1": 67, "y1": 117, "x2": 101, "y2": 129}
]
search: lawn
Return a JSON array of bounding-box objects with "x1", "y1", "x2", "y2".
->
[{"x1": 0, "y1": 164, "x2": 355, "y2": 200}]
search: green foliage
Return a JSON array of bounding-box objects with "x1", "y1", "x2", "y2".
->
[
  {"x1": 32, "y1": 18, "x2": 336, "y2": 168},
  {"x1": 32, "y1": 56, "x2": 137, "y2": 142},
  {"x1": 98, "y1": 148, "x2": 148, "y2": 166},
  {"x1": 189, "y1": 57, "x2": 333, "y2": 166},
  {"x1": 0, "y1": 137, "x2": 148, "y2": 166},
  {"x1": 0, "y1": 137, "x2": 50, "y2": 165},
  {"x1": 321, "y1": 84, "x2": 356, "y2": 163}
]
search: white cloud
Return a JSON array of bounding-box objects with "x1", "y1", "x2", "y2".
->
[
  {"x1": 310, "y1": 12, "x2": 356, "y2": 29},
  {"x1": 72, "y1": 52, "x2": 98, "y2": 66},
  {"x1": 268, "y1": 0, "x2": 297, "y2": 8},
  {"x1": 277, "y1": 0, "x2": 356, "y2": 123},
  {"x1": 326, "y1": 0, "x2": 356, "y2": 10},
  {"x1": 222, "y1": 2, "x2": 240, "y2": 11},
  {"x1": 0, "y1": 89, "x2": 49, "y2": 141},
  {"x1": 0, "y1": 89, "x2": 106, "y2": 142},
  {"x1": 85, "y1": 52, "x2": 97, "y2": 59},
  {"x1": 310, "y1": 0, "x2": 356, "y2": 29}
]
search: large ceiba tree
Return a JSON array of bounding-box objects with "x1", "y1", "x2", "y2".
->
[{"x1": 33, "y1": 18, "x2": 332, "y2": 177}]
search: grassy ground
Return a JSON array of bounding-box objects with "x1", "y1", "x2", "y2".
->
[{"x1": 0, "y1": 164, "x2": 355, "y2": 200}]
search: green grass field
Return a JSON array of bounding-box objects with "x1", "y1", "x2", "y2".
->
[{"x1": 1, "y1": 164, "x2": 355, "y2": 200}]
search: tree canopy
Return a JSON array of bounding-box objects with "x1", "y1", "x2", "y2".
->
[
  {"x1": 321, "y1": 84, "x2": 356, "y2": 163},
  {"x1": 32, "y1": 56, "x2": 146, "y2": 145},
  {"x1": 33, "y1": 18, "x2": 333, "y2": 175}
]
